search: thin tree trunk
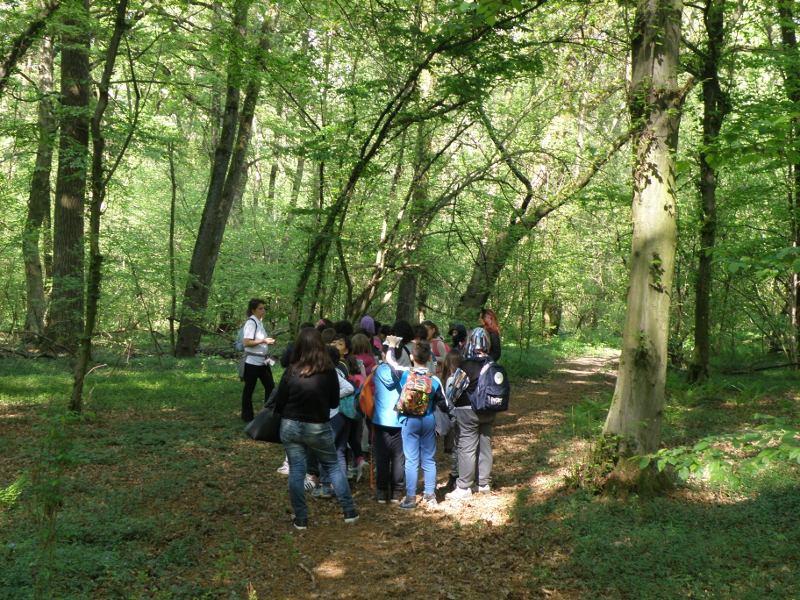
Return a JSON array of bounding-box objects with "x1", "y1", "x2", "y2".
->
[
  {"x1": 779, "y1": 1, "x2": 800, "y2": 367},
  {"x1": 603, "y1": 0, "x2": 686, "y2": 456},
  {"x1": 71, "y1": 0, "x2": 130, "y2": 412},
  {"x1": 168, "y1": 142, "x2": 178, "y2": 353},
  {"x1": 46, "y1": 0, "x2": 91, "y2": 352},
  {"x1": 689, "y1": 0, "x2": 729, "y2": 382},
  {"x1": 175, "y1": 5, "x2": 272, "y2": 357},
  {"x1": 22, "y1": 35, "x2": 55, "y2": 341}
]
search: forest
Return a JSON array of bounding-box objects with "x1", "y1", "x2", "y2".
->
[{"x1": 1, "y1": 0, "x2": 799, "y2": 598}]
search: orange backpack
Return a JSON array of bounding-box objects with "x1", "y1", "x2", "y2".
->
[{"x1": 357, "y1": 370, "x2": 376, "y2": 419}]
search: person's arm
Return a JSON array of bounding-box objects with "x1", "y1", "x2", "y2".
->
[
  {"x1": 489, "y1": 332, "x2": 501, "y2": 361},
  {"x1": 383, "y1": 336, "x2": 409, "y2": 382},
  {"x1": 337, "y1": 369, "x2": 354, "y2": 398},
  {"x1": 432, "y1": 379, "x2": 448, "y2": 413},
  {"x1": 273, "y1": 371, "x2": 290, "y2": 414},
  {"x1": 243, "y1": 319, "x2": 275, "y2": 347}
]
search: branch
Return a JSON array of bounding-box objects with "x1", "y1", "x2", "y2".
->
[{"x1": 0, "y1": 1, "x2": 62, "y2": 98}]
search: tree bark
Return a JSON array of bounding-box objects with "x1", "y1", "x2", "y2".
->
[
  {"x1": 603, "y1": 0, "x2": 685, "y2": 456},
  {"x1": 46, "y1": 0, "x2": 91, "y2": 352},
  {"x1": 70, "y1": 0, "x2": 130, "y2": 412},
  {"x1": 395, "y1": 271, "x2": 418, "y2": 323},
  {"x1": 168, "y1": 142, "x2": 178, "y2": 353},
  {"x1": 175, "y1": 5, "x2": 272, "y2": 357},
  {"x1": 22, "y1": 35, "x2": 56, "y2": 341},
  {"x1": 689, "y1": 0, "x2": 729, "y2": 383},
  {"x1": 778, "y1": 1, "x2": 800, "y2": 367}
]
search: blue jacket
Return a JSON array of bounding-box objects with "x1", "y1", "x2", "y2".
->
[{"x1": 372, "y1": 363, "x2": 403, "y2": 428}]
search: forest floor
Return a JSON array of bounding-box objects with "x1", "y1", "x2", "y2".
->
[{"x1": 1, "y1": 349, "x2": 799, "y2": 599}]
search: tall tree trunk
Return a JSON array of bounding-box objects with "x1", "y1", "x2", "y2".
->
[
  {"x1": 168, "y1": 142, "x2": 178, "y2": 353},
  {"x1": 395, "y1": 271, "x2": 417, "y2": 323},
  {"x1": 22, "y1": 35, "x2": 55, "y2": 341},
  {"x1": 70, "y1": 0, "x2": 130, "y2": 412},
  {"x1": 689, "y1": 0, "x2": 729, "y2": 382},
  {"x1": 46, "y1": 0, "x2": 91, "y2": 352},
  {"x1": 175, "y1": 5, "x2": 272, "y2": 357},
  {"x1": 779, "y1": 1, "x2": 800, "y2": 367},
  {"x1": 603, "y1": 0, "x2": 685, "y2": 456}
]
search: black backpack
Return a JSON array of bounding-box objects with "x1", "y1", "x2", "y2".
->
[{"x1": 468, "y1": 360, "x2": 510, "y2": 412}]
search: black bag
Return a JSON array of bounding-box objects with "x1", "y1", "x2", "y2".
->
[{"x1": 244, "y1": 389, "x2": 281, "y2": 443}]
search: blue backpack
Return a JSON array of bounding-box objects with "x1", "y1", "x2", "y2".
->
[{"x1": 468, "y1": 360, "x2": 510, "y2": 412}]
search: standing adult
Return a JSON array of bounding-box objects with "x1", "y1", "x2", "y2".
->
[
  {"x1": 274, "y1": 328, "x2": 359, "y2": 529},
  {"x1": 240, "y1": 298, "x2": 275, "y2": 422},
  {"x1": 446, "y1": 327, "x2": 496, "y2": 501},
  {"x1": 479, "y1": 308, "x2": 502, "y2": 362},
  {"x1": 371, "y1": 362, "x2": 405, "y2": 503}
]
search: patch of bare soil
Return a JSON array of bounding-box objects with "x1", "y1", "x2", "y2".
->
[{"x1": 239, "y1": 353, "x2": 619, "y2": 600}]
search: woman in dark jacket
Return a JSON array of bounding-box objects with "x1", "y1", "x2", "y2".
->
[
  {"x1": 274, "y1": 328, "x2": 359, "y2": 529},
  {"x1": 479, "y1": 308, "x2": 502, "y2": 362}
]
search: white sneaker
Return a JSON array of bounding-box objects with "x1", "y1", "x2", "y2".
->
[
  {"x1": 276, "y1": 460, "x2": 290, "y2": 475},
  {"x1": 445, "y1": 486, "x2": 472, "y2": 501},
  {"x1": 304, "y1": 475, "x2": 316, "y2": 492},
  {"x1": 472, "y1": 484, "x2": 491, "y2": 493}
]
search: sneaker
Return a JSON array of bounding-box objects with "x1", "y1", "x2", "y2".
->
[
  {"x1": 347, "y1": 465, "x2": 356, "y2": 480},
  {"x1": 398, "y1": 496, "x2": 417, "y2": 510},
  {"x1": 304, "y1": 475, "x2": 316, "y2": 492},
  {"x1": 376, "y1": 491, "x2": 389, "y2": 504},
  {"x1": 475, "y1": 484, "x2": 491, "y2": 493},
  {"x1": 422, "y1": 493, "x2": 438, "y2": 507},
  {"x1": 390, "y1": 491, "x2": 404, "y2": 504},
  {"x1": 276, "y1": 460, "x2": 290, "y2": 476},
  {"x1": 312, "y1": 485, "x2": 334, "y2": 499},
  {"x1": 292, "y1": 517, "x2": 308, "y2": 530},
  {"x1": 446, "y1": 486, "x2": 473, "y2": 501},
  {"x1": 343, "y1": 510, "x2": 360, "y2": 524}
]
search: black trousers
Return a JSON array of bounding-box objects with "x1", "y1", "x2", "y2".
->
[
  {"x1": 373, "y1": 424, "x2": 404, "y2": 497},
  {"x1": 241, "y1": 362, "x2": 274, "y2": 421}
]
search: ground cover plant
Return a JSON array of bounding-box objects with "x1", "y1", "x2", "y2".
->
[{"x1": 2, "y1": 345, "x2": 798, "y2": 599}]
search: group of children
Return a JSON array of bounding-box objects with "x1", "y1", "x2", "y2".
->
[{"x1": 271, "y1": 310, "x2": 504, "y2": 511}]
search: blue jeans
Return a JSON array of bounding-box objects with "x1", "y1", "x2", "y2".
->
[
  {"x1": 401, "y1": 414, "x2": 436, "y2": 497},
  {"x1": 320, "y1": 413, "x2": 349, "y2": 487},
  {"x1": 281, "y1": 419, "x2": 355, "y2": 521}
]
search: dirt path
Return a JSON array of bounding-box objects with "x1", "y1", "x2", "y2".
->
[{"x1": 255, "y1": 352, "x2": 619, "y2": 600}]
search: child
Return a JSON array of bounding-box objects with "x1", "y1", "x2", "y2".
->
[
  {"x1": 385, "y1": 338, "x2": 446, "y2": 510},
  {"x1": 440, "y1": 350, "x2": 464, "y2": 489}
]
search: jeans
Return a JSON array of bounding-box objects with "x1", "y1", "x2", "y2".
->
[
  {"x1": 280, "y1": 419, "x2": 355, "y2": 521},
  {"x1": 455, "y1": 409, "x2": 496, "y2": 489},
  {"x1": 241, "y1": 362, "x2": 274, "y2": 421},
  {"x1": 373, "y1": 424, "x2": 404, "y2": 497},
  {"x1": 401, "y1": 414, "x2": 436, "y2": 497},
  {"x1": 320, "y1": 413, "x2": 349, "y2": 486}
]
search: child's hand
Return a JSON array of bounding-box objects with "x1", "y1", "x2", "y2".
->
[{"x1": 385, "y1": 335, "x2": 402, "y2": 348}]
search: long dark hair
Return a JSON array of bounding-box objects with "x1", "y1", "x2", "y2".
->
[
  {"x1": 247, "y1": 298, "x2": 266, "y2": 317},
  {"x1": 290, "y1": 328, "x2": 333, "y2": 377},
  {"x1": 441, "y1": 349, "x2": 462, "y2": 384},
  {"x1": 480, "y1": 308, "x2": 500, "y2": 335}
]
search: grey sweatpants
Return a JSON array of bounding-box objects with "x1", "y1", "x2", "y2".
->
[{"x1": 455, "y1": 408, "x2": 496, "y2": 489}]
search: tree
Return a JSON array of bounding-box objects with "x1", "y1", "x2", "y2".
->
[
  {"x1": 22, "y1": 34, "x2": 56, "y2": 341},
  {"x1": 45, "y1": 0, "x2": 91, "y2": 352},
  {"x1": 175, "y1": 2, "x2": 273, "y2": 357},
  {"x1": 603, "y1": 0, "x2": 687, "y2": 456},
  {"x1": 687, "y1": 0, "x2": 730, "y2": 382}
]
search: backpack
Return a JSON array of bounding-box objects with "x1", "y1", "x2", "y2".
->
[
  {"x1": 468, "y1": 361, "x2": 510, "y2": 412},
  {"x1": 234, "y1": 317, "x2": 258, "y2": 352},
  {"x1": 395, "y1": 370, "x2": 433, "y2": 417},
  {"x1": 357, "y1": 370, "x2": 376, "y2": 418}
]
